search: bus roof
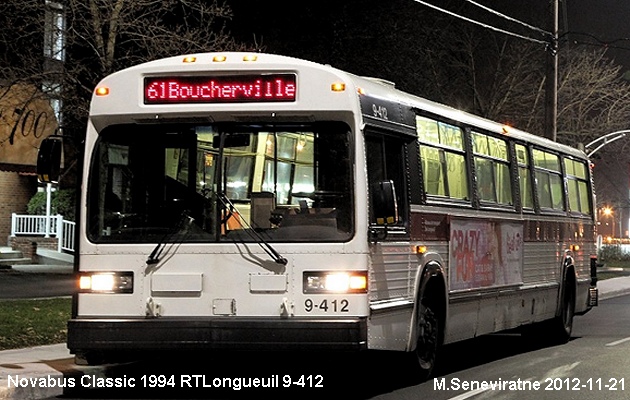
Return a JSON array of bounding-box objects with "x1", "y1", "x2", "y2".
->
[{"x1": 92, "y1": 51, "x2": 587, "y2": 160}]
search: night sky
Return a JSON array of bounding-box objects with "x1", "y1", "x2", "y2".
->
[
  {"x1": 228, "y1": 0, "x2": 630, "y2": 71},
  {"x1": 565, "y1": 0, "x2": 630, "y2": 69}
]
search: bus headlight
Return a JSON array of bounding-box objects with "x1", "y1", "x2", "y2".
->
[
  {"x1": 79, "y1": 272, "x2": 133, "y2": 293},
  {"x1": 303, "y1": 271, "x2": 367, "y2": 294}
]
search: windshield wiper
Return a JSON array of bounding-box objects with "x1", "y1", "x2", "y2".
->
[
  {"x1": 146, "y1": 211, "x2": 195, "y2": 265},
  {"x1": 218, "y1": 194, "x2": 288, "y2": 265}
]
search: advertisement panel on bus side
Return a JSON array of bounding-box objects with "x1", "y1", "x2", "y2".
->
[{"x1": 449, "y1": 219, "x2": 523, "y2": 290}]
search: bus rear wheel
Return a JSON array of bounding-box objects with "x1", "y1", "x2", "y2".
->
[
  {"x1": 408, "y1": 304, "x2": 439, "y2": 381},
  {"x1": 549, "y1": 279, "x2": 576, "y2": 344},
  {"x1": 522, "y1": 277, "x2": 576, "y2": 346}
]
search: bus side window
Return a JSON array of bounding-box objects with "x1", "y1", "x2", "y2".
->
[
  {"x1": 416, "y1": 116, "x2": 469, "y2": 201},
  {"x1": 533, "y1": 149, "x2": 565, "y2": 211},
  {"x1": 565, "y1": 158, "x2": 592, "y2": 215},
  {"x1": 515, "y1": 144, "x2": 534, "y2": 209},
  {"x1": 472, "y1": 131, "x2": 512, "y2": 206},
  {"x1": 365, "y1": 133, "x2": 407, "y2": 227}
]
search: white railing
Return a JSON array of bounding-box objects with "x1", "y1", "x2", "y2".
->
[
  {"x1": 10, "y1": 213, "x2": 75, "y2": 253},
  {"x1": 59, "y1": 219, "x2": 76, "y2": 253}
]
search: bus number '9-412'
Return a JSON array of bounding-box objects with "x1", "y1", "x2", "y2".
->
[{"x1": 304, "y1": 299, "x2": 349, "y2": 312}]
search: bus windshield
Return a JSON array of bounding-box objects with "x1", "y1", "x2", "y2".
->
[{"x1": 87, "y1": 122, "x2": 354, "y2": 243}]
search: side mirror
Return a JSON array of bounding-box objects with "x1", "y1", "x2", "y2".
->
[
  {"x1": 372, "y1": 180, "x2": 399, "y2": 225},
  {"x1": 37, "y1": 137, "x2": 62, "y2": 183}
]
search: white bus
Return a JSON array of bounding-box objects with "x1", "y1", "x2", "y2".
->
[{"x1": 38, "y1": 52, "x2": 598, "y2": 377}]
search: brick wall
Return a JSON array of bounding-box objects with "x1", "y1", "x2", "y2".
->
[
  {"x1": 8, "y1": 236, "x2": 58, "y2": 262},
  {"x1": 0, "y1": 171, "x2": 38, "y2": 245}
]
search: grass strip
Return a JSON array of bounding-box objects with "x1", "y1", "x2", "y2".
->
[{"x1": 0, "y1": 297, "x2": 70, "y2": 351}]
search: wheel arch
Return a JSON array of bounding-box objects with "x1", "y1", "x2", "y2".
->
[{"x1": 408, "y1": 258, "x2": 447, "y2": 351}]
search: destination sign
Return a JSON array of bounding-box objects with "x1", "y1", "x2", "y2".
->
[{"x1": 144, "y1": 74, "x2": 297, "y2": 104}]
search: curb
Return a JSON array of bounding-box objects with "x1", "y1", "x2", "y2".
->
[
  {"x1": 0, "y1": 344, "x2": 69, "y2": 400},
  {"x1": 9, "y1": 265, "x2": 73, "y2": 274},
  {"x1": 0, "y1": 364, "x2": 67, "y2": 400},
  {"x1": 596, "y1": 276, "x2": 630, "y2": 301},
  {"x1": 0, "y1": 345, "x2": 103, "y2": 400},
  {"x1": 599, "y1": 287, "x2": 630, "y2": 301}
]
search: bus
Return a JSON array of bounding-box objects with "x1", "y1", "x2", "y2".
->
[{"x1": 38, "y1": 52, "x2": 598, "y2": 377}]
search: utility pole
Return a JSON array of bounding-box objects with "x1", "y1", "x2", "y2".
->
[{"x1": 544, "y1": 0, "x2": 558, "y2": 142}]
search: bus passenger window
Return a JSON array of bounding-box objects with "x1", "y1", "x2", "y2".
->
[
  {"x1": 533, "y1": 149, "x2": 564, "y2": 211},
  {"x1": 475, "y1": 158, "x2": 496, "y2": 202},
  {"x1": 471, "y1": 132, "x2": 512, "y2": 206},
  {"x1": 420, "y1": 146, "x2": 445, "y2": 196},
  {"x1": 445, "y1": 152, "x2": 468, "y2": 200},
  {"x1": 565, "y1": 158, "x2": 591, "y2": 215},
  {"x1": 516, "y1": 144, "x2": 534, "y2": 209},
  {"x1": 416, "y1": 116, "x2": 469, "y2": 201}
]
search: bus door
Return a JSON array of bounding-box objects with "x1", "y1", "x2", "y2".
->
[{"x1": 365, "y1": 130, "x2": 413, "y2": 301}]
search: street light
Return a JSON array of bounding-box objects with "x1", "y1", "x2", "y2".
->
[
  {"x1": 600, "y1": 206, "x2": 625, "y2": 238},
  {"x1": 605, "y1": 207, "x2": 614, "y2": 239},
  {"x1": 587, "y1": 132, "x2": 630, "y2": 240}
]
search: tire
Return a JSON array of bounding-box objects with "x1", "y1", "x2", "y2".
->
[
  {"x1": 75, "y1": 351, "x2": 104, "y2": 366},
  {"x1": 408, "y1": 304, "x2": 439, "y2": 381},
  {"x1": 522, "y1": 278, "x2": 575, "y2": 347},
  {"x1": 548, "y1": 280, "x2": 576, "y2": 344}
]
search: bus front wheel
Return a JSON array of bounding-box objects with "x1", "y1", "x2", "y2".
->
[{"x1": 408, "y1": 304, "x2": 439, "y2": 381}]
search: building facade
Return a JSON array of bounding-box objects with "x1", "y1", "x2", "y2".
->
[{"x1": 1, "y1": 1, "x2": 64, "y2": 245}]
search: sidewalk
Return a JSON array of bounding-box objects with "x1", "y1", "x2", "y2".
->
[
  {"x1": 597, "y1": 274, "x2": 630, "y2": 301},
  {"x1": 0, "y1": 344, "x2": 99, "y2": 400},
  {"x1": 1, "y1": 276, "x2": 630, "y2": 400}
]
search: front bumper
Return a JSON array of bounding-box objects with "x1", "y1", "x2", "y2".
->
[{"x1": 68, "y1": 317, "x2": 367, "y2": 354}]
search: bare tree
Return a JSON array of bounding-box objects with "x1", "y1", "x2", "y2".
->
[
  {"x1": 405, "y1": 20, "x2": 630, "y2": 155},
  {"x1": 415, "y1": 24, "x2": 547, "y2": 131},
  {"x1": 65, "y1": 0, "x2": 246, "y2": 86},
  {"x1": 556, "y1": 48, "x2": 630, "y2": 147},
  {"x1": 0, "y1": 1, "x2": 48, "y2": 95},
  {"x1": 0, "y1": 0, "x2": 253, "y2": 154},
  {"x1": 62, "y1": 0, "x2": 253, "y2": 136}
]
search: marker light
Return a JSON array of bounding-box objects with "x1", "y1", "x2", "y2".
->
[
  {"x1": 502, "y1": 125, "x2": 512, "y2": 135},
  {"x1": 303, "y1": 271, "x2": 368, "y2": 293},
  {"x1": 357, "y1": 87, "x2": 366, "y2": 95},
  {"x1": 243, "y1": 55, "x2": 258, "y2": 62},
  {"x1": 79, "y1": 272, "x2": 133, "y2": 293},
  {"x1": 213, "y1": 55, "x2": 227, "y2": 62},
  {"x1": 331, "y1": 82, "x2": 346, "y2": 92},
  {"x1": 415, "y1": 245, "x2": 428, "y2": 254},
  {"x1": 95, "y1": 86, "x2": 110, "y2": 96},
  {"x1": 182, "y1": 56, "x2": 197, "y2": 63}
]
